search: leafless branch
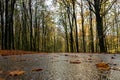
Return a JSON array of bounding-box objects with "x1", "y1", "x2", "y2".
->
[{"x1": 101, "y1": 0, "x2": 116, "y2": 17}]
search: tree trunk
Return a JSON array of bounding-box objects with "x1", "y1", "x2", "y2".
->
[
  {"x1": 0, "y1": 0, "x2": 4, "y2": 49},
  {"x1": 72, "y1": 0, "x2": 79, "y2": 52},
  {"x1": 21, "y1": 0, "x2": 28, "y2": 50},
  {"x1": 81, "y1": 0, "x2": 86, "y2": 52},
  {"x1": 29, "y1": 0, "x2": 33, "y2": 50},
  {"x1": 88, "y1": 1, "x2": 94, "y2": 52},
  {"x1": 94, "y1": 0, "x2": 106, "y2": 52},
  {"x1": 67, "y1": 7, "x2": 74, "y2": 52},
  {"x1": 5, "y1": 0, "x2": 9, "y2": 49},
  {"x1": 10, "y1": 0, "x2": 16, "y2": 49},
  {"x1": 95, "y1": 14, "x2": 106, "y2": 52},
  {"x1": 65, "y1": 16, "x2": 69, "y2": 52}
]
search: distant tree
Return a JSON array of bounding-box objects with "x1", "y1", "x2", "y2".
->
[
  {"x1": 29, "y1": 0, "x2": 33, "y2": 50},
  {"x1": 77, "y1": 0, "x2": 86, "y2": 52},
  {"x1": 88, "y1": 0, "x2": 94, "y2": 52}
]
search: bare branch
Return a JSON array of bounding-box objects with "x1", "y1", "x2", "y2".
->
[
  {"x1": 85, "y1": 0, "x2": 96, "y2": 14},
  {"x1": 86, "y1": 0, "x2": 95, "y2": 7},
  {"x1": 89, "y1": 7, "x2": 96, "y2": 14},
  {"x1": 101, "y1": 0, "x2": 116, "y2": 17}
]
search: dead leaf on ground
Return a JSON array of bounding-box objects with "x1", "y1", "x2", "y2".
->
[
  {"x1": 65, "y1": 54, "x2": 78, "y2": 58},
  {"x1": 0, "y1": 78, "x2": 5, "y2": 80},
  {"x1": 65, "y1": 54, "x2": 69, "y2": 56},
  {"x1": 32, "y1": 68, "x2": 43, "y2": 72},
  {"x1": 88, "y1": 58, "x2": 92, "y2": 60},
  {"x1": 9, "y1": 70, "x2": 25, "y2": 76},
  {"x1": 70, "y1": 60, "x2": 81, "y2": 64},
  {"x1": 96, "y1": 62, "x2": 110, "y2": 71},
  {"x1": 111, "y1": 57, "x2": 115, "y2": 59}
]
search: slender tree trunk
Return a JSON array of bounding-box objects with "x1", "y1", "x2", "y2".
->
[
  {"x1": 88, "y1": 1, "x2": 94, "y2": 52},
  {"x1": 72, "y1": 0, "x2": 79, "y2": 52},
  {"x1": 67, "y1": 7, "x2": 74, "y2": 52},
  {"x1": 0, "y1": 0, "x2": 4, "y2": 49},
  {"x1": 81, "y1": 0, "x2": 86, "y2": 52},
  {"x1": 115, "y1": 3, "x2": 119, "y2": 52},
  {"x1": 21, "y1": 0, "x2": 28, "y2": 50},
  {"x1": 29, "y1": 0, "x2": 33, "y2": 50},
  {"x1": 34, "y1": 1, "x2": 38, "y2": 51},
  {"x1": 89, "y1": 11, "x2": 94, "y2": 52},
  {"x1": 42, "y1": 11, "x2": 45, "y2": 52},
  {"x1": 10, "y1": 0, "x2": 16, "y2": 49},
  {"x1": 64, "y1": 15, "x2": 69, "y2": 52}
]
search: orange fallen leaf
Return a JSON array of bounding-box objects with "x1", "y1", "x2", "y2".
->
[
  {"x1": 96, "y1": 62, "x2": 110, "y2": 71},
  {"x1": 32, "y1": 68, "x2": 43, "y2": 71},
  {"x1": 88, "y1": 58, "x2": 92, "y2": 60},
  {"x1": 9, "y1": 70, "x2": 25, "y2": 76},
  {"x1": 70, "y1": 60, "x2": 81, "y2": 64}
]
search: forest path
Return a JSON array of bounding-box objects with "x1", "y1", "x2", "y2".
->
[{"x1": 0, "y1": 53, "x2": 120, "y2": 80}]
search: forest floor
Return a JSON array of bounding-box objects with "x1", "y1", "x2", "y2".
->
[
  {"x1": 0, "y1": 50, "x2": 117, "y2": 56},
  {"x1": 0, "y1": 50, "x2": 47, "y2": 56},
  {"x1": 0, "y1": 50, "x2": 120, "y2": 80}
]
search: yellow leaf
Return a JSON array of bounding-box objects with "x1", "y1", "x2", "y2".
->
[
  {"x1": 9, "y1": 70, "x2": 25, "y2": 76},
  {"x1": 96, "y1": 62, "x2": 110, "y2": 71}
]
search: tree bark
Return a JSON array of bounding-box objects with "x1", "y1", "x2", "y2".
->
[
  {"x1": 88, "y1": 1, "x2": 94, "y2": 52},
  {"x1": 95, "y1": 14, "x2": 106, "y2": 52},
  {"x1": 81, "y1": 0, "x2": 86, "y2": 52},
  {"x1": 29, "y1": 0, "x2": 33, "y2": 50},
  {"x1": 0, "y1": 0, "x2": 4, "y2": 49},
  {"x1": 72, "y1": 0, "x2": 79, "y2": 52}
]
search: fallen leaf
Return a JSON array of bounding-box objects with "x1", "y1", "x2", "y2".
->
[
  {"x1": 96, "y1": 62, "x2": 110, "y2": 71},
  {"x1": 9, "y1": 70, "x2": 25, "y2": 76},
  {"x1": 32, "y1": 68, "x2": 43, "y2": 72},
  {"x1": 111, "y1": 57, "x2": 115, "y2": 59},
  {"x1": 65, "y1": 54, "x2": 69, "y2": 56},
  {"x1": 88, "y1": 58, "x2": 92, "y2": 60},
  {"x1": 70, "y1": 60, "x2": 81, "y2": 64}
]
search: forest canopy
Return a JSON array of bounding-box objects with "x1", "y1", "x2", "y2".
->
[{"x1": 0, "y1": 0, "x2": 120, "y2": 53}]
